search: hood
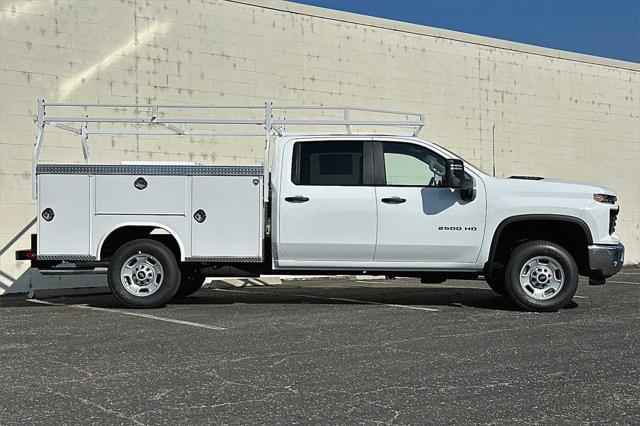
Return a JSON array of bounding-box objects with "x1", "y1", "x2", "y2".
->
[
  {"x1": 497, "y1": 176, "x2": 617, "y2": 197},
  {"x1": 530, "y1": 177, "x2": 616, "y2": 195}
]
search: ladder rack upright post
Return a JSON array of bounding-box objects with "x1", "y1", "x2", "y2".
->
[
  {"x1": 264, "y1": 101, "x2": 273, "y2": 202},
  {"x1": 32, "y1": 98, "x2": 46, "y2": 199}
]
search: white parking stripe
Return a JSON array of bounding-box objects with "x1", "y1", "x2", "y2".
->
[
  {"x1": 300, "y1": 294, "x2": 440, "y2": 311},
  {"x1": 606, "y1": 280, "x2": 640, "y2": 285},
  {"x1": 26, "y1": 298, "x2": 66, "y2": 307},
  {"x1": 26, "y1": 299, "x2": 226, "y2": 330},
  {"x1": 213, "y1": 288, "x2": 439, "y2": 312}
]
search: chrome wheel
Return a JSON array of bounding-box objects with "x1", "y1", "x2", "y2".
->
[
  {"x1": 519, "y1": 256, "x2": 564, "y2": 301},
  {"x1": 120, "y1": 253, "x2": 164, "y2": 297}
]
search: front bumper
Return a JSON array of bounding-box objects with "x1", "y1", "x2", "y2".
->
[{"x1": 588, "y1": 243, "x2": 624, "y2": 279}]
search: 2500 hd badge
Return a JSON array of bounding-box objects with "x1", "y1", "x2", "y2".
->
[{"x1": 438, "y1": 226, "x2": 478, "y2": 231}]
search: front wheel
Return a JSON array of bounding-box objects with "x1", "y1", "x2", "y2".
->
[
  {"x1": 505, "y1": 240, "x2": 578, "y2": 312},
  {"x1": 107, "y1": 239, "x2": 181, "y2": 308}
]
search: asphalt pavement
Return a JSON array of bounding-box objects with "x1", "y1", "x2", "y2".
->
[{"x1": 1, "y1": 268, "x2": 638, "y2": 424}]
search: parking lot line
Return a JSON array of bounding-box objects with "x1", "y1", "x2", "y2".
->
[
  {"x1": 26, "y1": 299, "x2": 226, "y2": 330},
  {"x1": 213, "y1": 288, "x2": 440, "y2": 312},
  {"x1": 606, "y1": 280, "x2": 640, "y2": 285}
]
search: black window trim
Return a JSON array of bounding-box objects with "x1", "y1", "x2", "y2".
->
[
  {"x1": 291, "y1": 140, "x2": 375, "y2": 187},
  {"x1": 373, "y1": 140, "x2": 449, "y2": 188}
]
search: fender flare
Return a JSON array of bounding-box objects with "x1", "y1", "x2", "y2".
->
[
  {"x1": 96, "y1": 222, "x2": 186, "y2": 261},
  {"x1": 488, "y1": 214, "x2": 593, "y2": 262}
]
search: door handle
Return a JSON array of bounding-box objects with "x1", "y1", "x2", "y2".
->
[
  {"x1": 381, "y1": 196, "x2": 406, "y2": 204},
  {"x1": 285, "y1": 195, "x2": 310, "y2": 203}
]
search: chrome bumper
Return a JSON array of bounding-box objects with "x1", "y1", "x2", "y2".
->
[{"x1": 588, "y1": 243, "x2": 624, "y2": 279}]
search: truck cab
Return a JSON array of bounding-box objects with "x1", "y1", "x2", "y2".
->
[
  {"x1": 17, "y1": 101, "x2": 624, "y2": 312},
  {"x1": 272, "y1": 135, "x2": 486, "y2": 270},
  {"x1": 273, "y1": 135, "x2": 623, "y2": 303}
]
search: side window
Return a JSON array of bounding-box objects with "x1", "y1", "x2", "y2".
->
[
  {"x1": 292, "y1": 141, "x2": 364, "y2": 186},
  {"x1": 382, "y1": 142, "x2": 446, "y2": 187}
]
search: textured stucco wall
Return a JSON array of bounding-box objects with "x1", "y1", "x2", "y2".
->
[{"x1": 1, "y1": 0, "x2": 639, "y2": 292}]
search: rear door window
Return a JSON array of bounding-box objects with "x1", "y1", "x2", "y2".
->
[{"x1": 292, "y1": 141, "x2": 365, "y2": 186}]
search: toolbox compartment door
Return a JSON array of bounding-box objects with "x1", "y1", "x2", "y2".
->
[
  {"x1": 191, "y1": 176, "x2": 263, "y2": 259},
  {"x1": 38, "y1": 174, "x2": 90, "y2": 256},
  {"x1": 95, "y1": 175, "x2": 187, "y2": 215}
]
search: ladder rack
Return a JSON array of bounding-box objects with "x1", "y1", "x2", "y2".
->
[{"x1": 32, "y1": 99, "x2": 426, "y2": 200}]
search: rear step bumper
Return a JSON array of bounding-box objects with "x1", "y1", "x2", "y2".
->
[
  {"x1": 15, "y1": 249, "x2": 37, "y2": 261},
  {"x1": 15, "y1": 234, "x2": 38, "y2": 267},
  {"x1": 16, "y1": 234, "x2": 108, "y2": 272}
]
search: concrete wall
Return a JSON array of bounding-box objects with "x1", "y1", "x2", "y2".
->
[{"x1": 1, "y1": 0, "x2": 638, "y2": 292}]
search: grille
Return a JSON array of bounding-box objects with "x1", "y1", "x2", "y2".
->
[{"x1": 609, "y1": 208, "x2": 619, "y2": 234}]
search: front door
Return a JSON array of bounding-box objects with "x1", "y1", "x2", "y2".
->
[
  {"x1": 276, "y1": 140, "x2": 377, "y2": 266},
  {"x1": 374, "y1": 141, "x2": 486, "y2": 265}
]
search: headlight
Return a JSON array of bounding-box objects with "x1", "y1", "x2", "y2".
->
[{"x1": 593, "y1": 193, "x2": 617, "y2": 204}]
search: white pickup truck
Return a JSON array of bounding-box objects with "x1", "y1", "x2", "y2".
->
[{"x1": 16, "y1": 100, "x2": 624, "y2": 312}]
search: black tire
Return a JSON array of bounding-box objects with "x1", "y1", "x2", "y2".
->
[
  {"x1": 505, "y1": 240, "x2": 578, "y2": 312},
  {"x1": 486, "y1": 273, "x2": 507, "y2": 296},
  {"x1": 173, "y1": 267, "x2": 206, "y2": 299},
  {"x1": 107, "y1": 239, "x2": 181, "y2": 308}
]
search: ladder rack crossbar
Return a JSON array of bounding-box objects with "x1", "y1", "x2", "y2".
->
[
  {"x1": 43, "y1": 117, "x2": 267, "y2": 125},
  {"x1": 273, "y1": 105, "x2": 423, "y2": 118},
  {"x1": 85, "y1": 130, "x2": 267, "y2": 136},
  {"x1": 271, "y1": 119, "x2": 422, "y2": 126},
  {"x1": 43, "y1": 102, "x2": 266, "y2": 109}
]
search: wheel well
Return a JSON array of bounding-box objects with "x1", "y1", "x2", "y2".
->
[
  {"x1": 99, "y1": 226, "x2": 181, "y2": 261},
  {"x1": 489, "y1": 218, "x2": 591, "y2": 276}
]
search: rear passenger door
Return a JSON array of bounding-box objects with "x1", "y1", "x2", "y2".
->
[{"x1": 276, "y1": 140, "x2": 377, "y2": 266}]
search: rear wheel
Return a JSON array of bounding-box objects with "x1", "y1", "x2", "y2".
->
[
  {"x1": 505, "y1": 240, "x2": 578, "y2": 312},
  {"x1": 108, "y1": 239, "x2": 181, "y2": 308}
]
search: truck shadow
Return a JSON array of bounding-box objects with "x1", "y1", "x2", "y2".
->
[
  {"x1": 166, "y1": 285, "x2": 578, "y2": 312},
  {"x1": 0, "y1": 284, "x2": 578, "y2": 312}
]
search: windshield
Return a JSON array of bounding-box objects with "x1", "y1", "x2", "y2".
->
[
  {"x1": 462, "y1": 158, "x2": 491, "y2": 176},
  {"x1": 426, "y1": 140, "x2": 491, "y2": 176}
]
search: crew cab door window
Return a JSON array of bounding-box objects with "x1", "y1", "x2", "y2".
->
[
  {"x1": 382, "y1": 142, "x2": 446, "y2": 187},
  {"x1": 293, "y1": 141, "x2": 366, "y2": 186}
]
